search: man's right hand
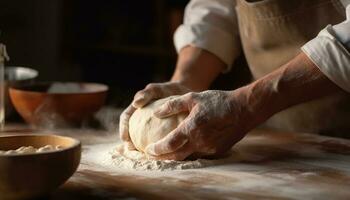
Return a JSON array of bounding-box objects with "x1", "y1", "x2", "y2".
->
[{"x1": 119, "y1": 82, "x2": 192, "y2": 149}]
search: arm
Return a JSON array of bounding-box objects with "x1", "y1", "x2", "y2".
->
[
  {"x1": 134, "y1": 0, "x2": 240, "y2": 102},
  {"x1": 170, "y1": 0, "x2": 241, "y2": 91},
  {"x1": 145, "y1": 52, "x2": 342, "y2": 160},
  {"x1": 301, "y1": 5, "x2": 350, "y2": 92},
  {"x1": 254, "y1": 4, "x2": 350, "y2": 113},
  {"x1": 174, "y1": 0, "x2": 240, "y2": 74},
  {"x1": 171, "y1": 46, "x2": 226, "y2": 91},
  {"x1": 119, "y1": 0, "x2": 240, "y2": 148},
  {"x1": 132, "y1": 0, "x2": 240, "y2": 103},
  {"x1": 245, "y1": 52, "x2": 342, "y2": 123},
  {"x1": 142, "y1": 5, "x2": 350, "y2": 160}
]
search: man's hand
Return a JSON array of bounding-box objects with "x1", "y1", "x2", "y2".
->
[
  {"x1": 145, "y1": 89, "x2": 260, "y2": 160},
  {"x1": 119, "y1": 46, "x2": 226, "y2": 149},
  {"x1": 119, "y1": 82, "x2": 192, "y2": 149},
  {"x1": 145, "y1": 52, "x2": 342, "y2": 160}
]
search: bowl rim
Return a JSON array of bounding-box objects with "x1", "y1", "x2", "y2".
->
[
  {"x1": 0, "y1": 134, "x2": 81, "y2": 157},
  {"x1": 9, "y1": 82, "x2": 109, "y2": 95}
]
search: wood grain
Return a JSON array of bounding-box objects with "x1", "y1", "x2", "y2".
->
[{"x1": 3, "y1": 126, "x2": 350, "y2": 200}]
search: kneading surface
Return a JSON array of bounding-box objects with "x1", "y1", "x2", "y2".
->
[{"x1": 129, "y1": 96, "x2": 187, "y2": 154}]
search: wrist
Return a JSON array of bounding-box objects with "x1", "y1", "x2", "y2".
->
[
  {"x1": 233, "y1": 82, "x2": 281, "y2": 126},
  {"x1": 225, "y1": 85, "x2": 277, "y2": 131},
  {"x1": 244, "y1": 78, "x2": 284, "y2": 120},
  {"x1": 227, "y1": 73, "x2": 288, "y2": 125}
]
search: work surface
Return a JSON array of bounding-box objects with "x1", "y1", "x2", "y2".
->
[{"x1": 4, "y1": 126, "x2": 350, "y2": 200}]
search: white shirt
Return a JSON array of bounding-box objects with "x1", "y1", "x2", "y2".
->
[
  {"x1": 174, "y1": 0, "x2": 350, "y2": 91},
  {"x1": 302, "y1": 4, "x2": 350, "y2": 92}
]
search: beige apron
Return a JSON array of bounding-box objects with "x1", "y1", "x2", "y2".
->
[{"x1": 235, "y1": 0, "x2": 349, "y2": 135}]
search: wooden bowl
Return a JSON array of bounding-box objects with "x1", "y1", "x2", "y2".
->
[
  {"x1": 0, "y1": 134, "x2": 81, "y2": 200},
  {"x1": 9, "y1": 82, "x2": 108, "y2": 128}
]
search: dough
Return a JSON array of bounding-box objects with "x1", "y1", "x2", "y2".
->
[
  {"x1": 129, "y1": 96, "x2": 188, "y2": 153},
  {"x1": 0, "y1": 145, "x2": 63, "y2": 155}
]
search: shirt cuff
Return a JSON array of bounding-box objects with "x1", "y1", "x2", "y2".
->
[
  {"x1": 301, "y1": 25, "x2": 350, "y2": 92},
  {"x1": 332, "y1": 5, "x2": 350, "y2": 51},
  {"x1": 174, "y1": 24, "x2": 240, "y2": 72}
]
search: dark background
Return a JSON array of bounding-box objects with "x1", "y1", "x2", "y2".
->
[{"x1": 0, "y1": 0, "x2": 250, "y2": 108}]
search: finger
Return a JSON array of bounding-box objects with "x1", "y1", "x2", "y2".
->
[
  {"x1": 148, "y1": 142, "x2": 194, "y2": 161},
  {"x1": 119, "y1": 105, "x2": 136, "y2": 142},
  {"x1": 145, "y1": 125, "x2": 189, "y2": 156},
  {"x1": 153, "y1": 95, "x2": 191, "y2": 118},
  {"x1": 125, "y1": 141, "x2": 136, "y2": 150},
  {"x1": 132, "y1": 84, "x2": 163, "y2": 108},
  {"x1": 132, "y1": 90, "x2": 151, "y2": 108}
]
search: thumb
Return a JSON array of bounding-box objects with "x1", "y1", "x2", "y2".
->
[
  {"x1": 145, "y1": 126, "x2": 189, "y2": 156},
  {"x1": 119, "y1": 105, "x2": 136, "y2": 142}
]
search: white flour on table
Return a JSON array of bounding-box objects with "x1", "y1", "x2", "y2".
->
[
  {"x1": 83, "y1": 142, "x2": 214, "y2": 171},
  {"x1": 63, "y1": 129, "x2": 350, "y2": 199}
]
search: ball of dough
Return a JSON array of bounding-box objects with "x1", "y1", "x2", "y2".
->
[{"x1": 129, "y1": 96, "x2": 188, "y2": 153}]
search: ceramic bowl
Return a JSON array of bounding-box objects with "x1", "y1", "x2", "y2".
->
[
  {"x1": 0, "y1": 134, "x2": 81, "y2": 200},
  {"x1": 9, "y1": 82, "x2": 108, "y2": 128}
]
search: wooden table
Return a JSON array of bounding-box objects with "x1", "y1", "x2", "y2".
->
[{"x1": 3, "y1": 126, "x2": 350, "y2": 200}]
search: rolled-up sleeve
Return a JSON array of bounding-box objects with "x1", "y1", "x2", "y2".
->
[
  {"x1": 301, "y1": 4, "x2": 350, "y2": 92},
  {"x1": 174, "y1": 0, "x2": 240, "y2": 72}
]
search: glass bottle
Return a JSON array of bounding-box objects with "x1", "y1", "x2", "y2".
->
[{"x1": 0, "y1": 44, "x2": 9, "y2": 131}]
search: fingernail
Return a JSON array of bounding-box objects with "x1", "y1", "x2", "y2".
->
[
  {"x1": 126, "y1": 142, "x2": 136, "y2": 150},
  {"x1": 133, "y1": 94, "x2": 149, "y2": 108},
  {"x1": 132, "y1": 99, "x2": 142, "y2": 108},
  {"x1": 131, "y1": 102, "x2": 138, "y2": 108}
]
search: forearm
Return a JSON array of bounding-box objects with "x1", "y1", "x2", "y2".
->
[
  {"x1": 242, "y1": 52, "x2": 342, "y2": 121},
  {"x1": 171, "y1": 46, "x2": 226, "y2": 92}
]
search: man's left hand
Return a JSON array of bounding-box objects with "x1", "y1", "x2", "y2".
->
[{"x1": 145, "y1": 89, "x2": 262, "y2": 160}]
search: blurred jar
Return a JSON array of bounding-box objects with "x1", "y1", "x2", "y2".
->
[{"x1": 5, "y1": 67, "x2": 38, "y2": 117}]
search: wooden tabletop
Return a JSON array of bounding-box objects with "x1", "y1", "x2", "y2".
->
[{"x1": 3, "y1": 126, "x2": 350, "y2": 200}]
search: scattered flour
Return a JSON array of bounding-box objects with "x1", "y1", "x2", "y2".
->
[{"x1": 83, "y1": 143, "x2": 212, "y2": 171}]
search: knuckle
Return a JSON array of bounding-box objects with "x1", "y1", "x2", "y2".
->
[
  {"x1": 145, "y1": 83, "x2": 153, "y2": 89},
  {"x1": 135, "y1": 90, "x2": 144, "y2": 97},
  {"x1": 185, "y1": 92, "x2": 198, "y2": 102},
  {"x1": 145, "y1": 83, "x2": 156, "y2": 90},
  {"x1": 165, "y1": 100, "x2": 175, "y2": 110},
  {"x1": 187, "y1": 92, "x2": 195, "y2": 99},
  {"x1": 133, "y1": 91, "x2": 145, "y2": 101},
  {"x1": 119, "y1": 112, "x2": 129, "y2": 123},
  {"x1": 145, "y1": 83, "x2": 162, "y2": 95}
]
